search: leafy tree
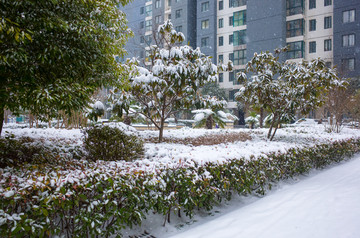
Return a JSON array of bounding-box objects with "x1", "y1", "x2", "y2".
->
[
  {"x1": 117, "y1": 21, "x2": 232, "y2": 141},
  {"x1": 0, "y1": 0, "x2": 132, "y2": 135},
  {"x1": 236, "y1": 48, "x2": 345, "y2": 140}
]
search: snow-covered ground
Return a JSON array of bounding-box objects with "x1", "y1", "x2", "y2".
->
[
  {"x1": 2, "y1": 122, "x2": 360, "y2": 237},
  {"x1": 170, "y1": 154, "x2": 360, "y2": 238}
]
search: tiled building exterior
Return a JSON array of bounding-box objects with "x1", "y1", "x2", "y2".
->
[{"x1": 121, "y1": 0, "x2": 360, "y2": 115}]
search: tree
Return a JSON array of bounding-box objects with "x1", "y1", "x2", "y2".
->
[
  {"x1": 117, "y1": 20, "x2": 232, "y2": 141},
  {"x1": 0, "y1": 0, "x2": 132, "y2": 135},
  {"x1": 236, "y1": 48, "x2": 344, "y2": 140}
]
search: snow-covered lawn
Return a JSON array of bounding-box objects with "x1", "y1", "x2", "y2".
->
[{"x1": 169, "y1": 154, "x2": 360, "y2": 238}]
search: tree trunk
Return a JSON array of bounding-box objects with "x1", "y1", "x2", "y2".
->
[
  {"x1": 123, "y1": 115, "x2": 131, "y2": 125},
  {"x1": 259, "y1": 108, "x2": 264, "y2": 128},
  {"x1": 0, "y1": 107, "x2": 4, "y2": 136},
  {"x1": 158, "y1": 119, "x2": 165, "y2": 142},
  {"x1": 206, "y1": 115, "x2": 214, "y2": 129}
]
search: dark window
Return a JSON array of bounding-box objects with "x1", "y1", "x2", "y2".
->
[
  {"x1": 229, "y1": 89, "x2": 238, "y2": 101},
  {"x1": 287, "y1": 41, "x2": 304, "y2": 59},
  {"x1": 343, "y1": 10, "x2": 356, "y2": 23},
  {"x1": 218, "y1": 54, "x2": 223, "y2": 63},
  {"x1": 145, "y1": 5, "x2": 152, "y2": 17},
  {"x1": 233, "y1": 10, "x2": 246, "y2": 26},
  {"x1": 140, "y1": 21, "x2": 144, "y2": 29},
  {"x1": 342, "y1": 34, "x2": 355, "y2": 47},
  {"x1": 168, "y1": 14, "x2": 171, "y2": 20},
  {"x1": 176, "y1": 9, "x2": 182, "y2": 18},
  {"x1": 140, "y1": 36, "x2": 145, "y2": 44},
  {"x1": 233, "y1": 50, "x2": 246, "y2": 65},
  {"x1": 341, "y1": 58, "x2": 355, "y2": 71},
  {"x1": 145, "y1": 20, "x2": 152, "y2": 31},
  {"x1": 219, "y1": 18, "x2": 224, "y2": 28},
  {"x1": 155, "y1": 15, "x2": 162, "y2": 24},
  {"x1": 309, "y1": 41, "x2": 316, "y2": 53},
  {"x1": 324, "y1": 39, "x2": 332, "y2": 51},
  {"x1": 168, "y1": 0, "x2": 172, "y2": 6},
  {"x1": 175, "y1": 26, "x2": 182, "y2": 33},
  {"x1": 140, "y1": 7, "x2": 144, "y2": 14},
  {"x1": 229, "y1": 16, "x2": 233, "y2": 26},
  {"x1": 201, "y1": 2, "x2": 209, "y2": 12},
  {"x1": 309, "y1": 0, "x2": 316, "y2": 9},
  {"x1": 309, "y1": 19, "x2": 316, "y2": 31},
  {"x1": 286, "y1": 19, "x2": 304, "y2": 38},
  {"x1": 219, "y1": 36, "x2": 224, "y2": 46},
  {"x1": 229, "y1": 53, "x2": 234, "y2": 62},
  {"x1": 233, "y1": 70, "x2": 242, "y2": 85},
  {"x1": 201, "y1": 19, "x2": 209, "y2": 29},
  {"x1": 229, "y1": 34, "x2": 234, "y2": 45},
  {"x1": 201, "y1": 37, "x2": 209, "y2": 47},
  {"x1": 155, "y1": 0, "x2": 161, "y2": 9},
  {"x1": 286, "y1": 0, "x2": 304, "y2": 16},
  {"x1": 229, "y1": 0, "x2": 247, "y2": 8},
  {"x1": 219, "y1": 73, "x2": 224, "y2": 82},
  {"x1": 219, "y1": 0, "x2": 224, "y2": 10},
  {"x1": 324, "y1": 0, "x2": 332, "y2": 6},
  {"x1": 233, "y1": 30, "x2": 246, "y2": 45},
  {"x1": 324, "y1": 16, "x2": 332, "y2": 29},
  {"x1": 229, "y1": 71, "x2": 234, "y2": 82}
]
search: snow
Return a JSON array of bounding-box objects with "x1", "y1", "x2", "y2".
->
[{"x1": 170, "y1": 154, "x2": 360, "y2": 238}]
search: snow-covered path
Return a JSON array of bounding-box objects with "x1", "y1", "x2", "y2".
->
[{"x1": 171, "y1": 155, "x2": 360, "y2": 238}]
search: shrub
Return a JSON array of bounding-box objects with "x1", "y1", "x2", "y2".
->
[
  {"x1": 0, "y1": 134, "x2": 48, "y2": 168},
  {"x1": 83, "y1": 125, "x2": 144, "y2": 162}
]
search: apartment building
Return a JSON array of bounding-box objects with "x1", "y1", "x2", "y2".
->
[{"x1": 121, "y1": 0, "x2": 359, "y2": 118}]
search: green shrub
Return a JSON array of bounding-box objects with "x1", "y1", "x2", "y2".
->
[
  {"x1": 83, "y1": 125, "x2": 144, "y2": 162},
  {"x1": 0, "y1": 134, "x2": 48, "y2": 168}
]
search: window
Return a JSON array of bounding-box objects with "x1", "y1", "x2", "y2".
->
[
  {"x1": 342, "y1": 58, "x2": 355, "y2": 71},
  {"x1": 229, "y1": 34, "x2": 234, "y2": 45},
  {"x1": 140, "y1": 7, "x2": 144, "y2": 15},
  {"x1": 233, "y1": 49, "x2": 246, "y2": 65},
  {"x1": 309, "y1": 41, "x2": 316, "y2": 53},
  {"x1": 342, "y1": 34, "x2": 355, "y2": 47},
  {"x1": 140, "y1": 21, "x2": 144, "y2": 29},
  {"x1": 155, "y1": 15, "x2": 162, "y2": 24},
  {"x1": 175, "y1": 26, "x2": 182, "y2": 33},
  {"x1": 218, "y1": 54, "x2": 223, "y2": 63},
  {"x1": 324, "y1": 39, "x2": 332, "y2": 51},
  {"x1": 230, "y1": 0, "x2": 247, "y2": 8},
  {"x1": 219, "y1": 36, "x2": 224, "y2": 46},
  {"x1": 175, "y1": 9, "x2": 182, "y2": 18},
  {"x1": 140, "y1": 50, "x2": 144, "y2": 59},
  {"x1": 309, "y1": 19, "x2": 316, "y2": 31},
  {"x1": 286, "y1": 0, "x2": 304, "y2": 16},
  {"x1": 219, "y1": 18, "x2": 224, "y2": 28},
  {"x1": 233, "y1": 10, "x2": 246, "y2": 26},
  {"x1": 201, "y1": 2, "x2": 209, "y2": 12},
  {"x1": 343, "y1": 10, "x2": 356, "y2": 23},
  {"x1": 145, "y1": 20, "x2": 152, "y2": 31},
  {"x1": 145, "y1": 5, "x2": 152, "y2": 17},
  {"x1": 168, "y1": 14, "x2": 171, "y2": 20},
  {"x1": 229, "y1": 71, "x2": 234, "y2": 82},
  {"x1": 309, "y1": 0, "x2": 316, "y2": 9},
  {"x1": 287, "y1": 41, "x2": 304, "y2": 59},
  {"x1": 155, "y1": 0, "x2": 161, "y2": 8},
  {"x1": 229, "y1": 53, "x2": 234, "y2": 62},
  {"x1": 219, "y1": 73, "x2": 223, "y2": 83},
  {"x1": 201, "y1": 37, "x2": 209, "y2": 47},
  {"x1": 233, "y1": 70, "x2": 242, "y2": 85},
  {"x1": 219, "y1": 0, "x2": 224, "y2": 10},
  {"x1": 168, "y1": 0, "x2": 172, "y2": 6},
  {"x1": 145, "y1": 35, "x2": 152, "y2": 44},
  {"x1": 140, "y1": 36, "x2": 145, "y2": 44},
  {"x1": 324, "y1": 0, "x2": 332, "y2": 6},
  {"x1": 229, "y1": 89, "x2": 238, "y2": 101},
  {"x1": 201, "y1": 19, "x2": 209, "y2": 29},
  {"x1": 286, "y1": 19, "x2": 304, "y2": 37},
  {"x1": 233, "y1": 30, "x2": 246, "y2": 46},
  {"x1": 229, "y1": 16, "x2": 233, "y2": 26},
  {"x1": 324, "y1": 16, "x2": 332, "y2": 29}
]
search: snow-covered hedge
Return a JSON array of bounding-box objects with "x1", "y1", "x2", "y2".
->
[{"x1": 1, "y1": 138, "x2": 359, "y2": 237}]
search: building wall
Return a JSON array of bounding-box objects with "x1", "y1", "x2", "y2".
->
[
  {"x1": 247, "y1": 0, "x2": 287, "y2": 61},
  {"x1": 333, "y1": 0, "x2": 360, "y2": 78},
  {"x1": 197, "y1": 0, "x2": 217, "y2": 61}
]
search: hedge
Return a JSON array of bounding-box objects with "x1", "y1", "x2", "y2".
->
[{"x1": 1, "y1": 138, "x2": 360, "y2": 237}]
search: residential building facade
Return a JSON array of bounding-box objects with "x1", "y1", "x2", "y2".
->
[{"x1": 121, "y1": 0, "x2": 360, "y2": 120}]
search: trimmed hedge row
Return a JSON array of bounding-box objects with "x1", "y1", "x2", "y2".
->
[{"x1": 1, "y1": 138, "x2": 360, "y2": 237}]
